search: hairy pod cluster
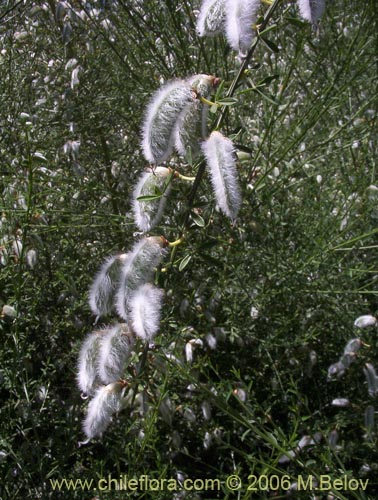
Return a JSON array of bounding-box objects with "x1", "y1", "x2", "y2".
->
[
  {"x1": 132, "y1": 167, "x2": 172, "y2": 232},
  {"x1": 78, "y1": 236, "x2": 167, "y2": 442},
  {"x1": 142, "y1": 74, "x2": 218, "y2": 165},
  {"x1": 116, "y1": 236, "x2": 167, "y2": 320},
  {"x1": 225, "y1": 0, "x2": 261, "y2": 57},
  {"x1": 201, "y1": 131, "x2": 242, "y2": 221},
  {"x1": 77, "y1": 324, "x2": 133, "y2": 397},
  {"x1": 197, "y1": 0, "x2": 261, "y2": 58}
]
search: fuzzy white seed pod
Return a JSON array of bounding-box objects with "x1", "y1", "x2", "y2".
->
[
  {"x1": 363, "y1": 363, "x2": 378, "y2": 397},
  {"x1": 82, "y1": 381, "x2": 125, "y2": 442},
  {"x1": 197, "y1": 0, "x2": 226, "y2": 37},
  {"x1": 354, "y1": 315, "x2": 377, "y2": 329},
  {"x1": 116, "y1": 236, "x2": 167, "y2": 320},
  {"x1": 159, "y1": 396, "x2": 174, "y2": 426},
  {"x1": 331, "y1": 398, "x2": 350, "y2": 407},
  {"x1": 175, "y1": 99, "x2": 206, "y2": 159},
  {"x1": 201, "y1": 400, "x2": 212, "y2": 420},
  {"x1": 2, "y1": 304, "x2": 16, "y2": 318},
  {"x1": 26, "y1": 249, "x2": 37, "y2": 269},
  {"x1": 175, "y1": 75, "x2": 217, "y2": 159},
  {"x1": 225, "y1": 0, "x2": 260, "y2": 58},
  {"x1": 132, "y1": 167, "x2": 172, "y2": 232},
  {"x1": 202, "y1": 131, "x2": 242, "y2": 221},
  {"x1": 205, "y1": 333, "x2": 217, "y2": 350},
  {"x1": 327, "y1": 361, "x2": 346, "y2": 380},
  {"x1": 97, "y1": 324, "x2": 134, "y2": 384},
  {"x1": 89, "y1": 254, "x2": 128, "y2": 319},
  {"x1": 128, "y1": 284, "x2": 164, "y2": 341},
  {"x1": 77, "y1": 330, "x2": 103, "y2": 396},
  {"x1": 344, "y1": 338, "x2": 362, "y2": 354},
  {"x1": 297, "y1": 0, "x2": 326, "y2": 24},
  {"x1": 142, "y1": 79, "x2": 195, "y2": 164}
]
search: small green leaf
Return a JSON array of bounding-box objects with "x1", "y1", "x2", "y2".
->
[
  {"x1": 285, "y1": 16, "x2": 307, "y2": 27},
  {"x1": 184, "y1": 147, "x2": 193, "y2": 167},
  {"x1": 217, "y1": 97, "x2": 238, "y2": 106},
  {"x1": 258, "y1": 74, "x2": 280, "y2": 86},
  {"x1": 191, "y1": 211, "x2": 205, "y2": 227},
  {"x1": 179, "y1": 254, "x2": 192, "y2": 271},
  {"x1": 136, "y1": 194, "x2": 163, "y2": 202},
  {"x1": 210, "y1": 103, "x2": 218, "y2": 114},
  {"x1": 260, "y1": 36, "x2": 279, "y2": 53}
]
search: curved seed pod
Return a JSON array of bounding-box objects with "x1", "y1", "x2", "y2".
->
[
  {"x1": 142, "y1": 79, "x2": 195, "y2": 164},
  {"x1": 175, "y1": 75, "x2": 217, "y2": 158},
  {"x1": 89, "y1": 254, "x2": 128, "y2": 319},
  {"x1": 82, "y1": 381, "x2": 125, "y2": 442},
  {"x1": 354, "y1": 315, "x2": 377, "y2": 329},
  {"x1": 116, "y1": 236, "x2": 167, "y2": 320},
  {"x1": 132, "y1": 167, "x2": 172, "y2": 232},
  {"x1": 77, "y1": 330, "x2": 103, "y2": 396},
  {"x1": 225, "y1": 0, "x2": 260, "y2": 57},
  {"x1": 365, "y1": 405, "x2": 375, "y2": 433},
  {"x1": 98, "y1": 324, "x2": 134, "y2": 384},
  {"x1": 129, "y1": 284, "x2": 164, "y2": 341},
  {"x1": 201, "y1": 131, "x2": 241, "y2": 221},
  {"x1": 297, "y1": 0, "x2": 325, "y2": 24},
  {"x1": 344, "y1": 338, "x2": 362, "y2": 354},
  {"x1": 175, "y1": 99, "x2": 206, "y2": 159},
  {"x1": 197, "y1": 0, "x2": 226, "y2": 37},
  {"x1": 363, "y1": 363, "x2": 378, "y2": 397}
]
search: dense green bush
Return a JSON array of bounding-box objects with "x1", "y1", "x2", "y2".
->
[{"x1": 1, "y1": 0, "x2": 378, "y2": 498}]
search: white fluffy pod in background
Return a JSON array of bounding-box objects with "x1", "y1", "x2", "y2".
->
[
  {"x1": 81, "y1": 381, "x2": 126, "y2": 443},
  {"x1": 116, "y1": 236, "x2": 167, "y2": 320},
  {"x1": 354, "y1": 315, "x2": 377, "y2": 329},
  {"x1": 132, "y1": 167, "x2": 173, "y2": 232},
  {"x1": 77, "y1": 330, "x2": 103, "y2": 396},
  {"x1": 297, "y1": 0, "x2": 326, "y2": 24},
  {"x1": 97, "y1": 323, "x2": 135, "y2": 384},
  {"x1": 196, "y1": 0, "x2": 226, "y2": 37},
  {"x1": 142, "y1": 79, "x2": 195, "y2": 164},
  {"x1": 89, "y1": 253, "x2": 128, "y2": 320},
  {"x1": 201, "y1": 131, "x2": 242, "y2": 221},
  {"x1": 175, "y1": 74, "x2": 218, "y2": 159},
  {"x1": 225, "y1": 0, "x2": 261, "y2": 58},
  {"x1": 129, "y1": 284, "x2": 164, "y2": 341}
]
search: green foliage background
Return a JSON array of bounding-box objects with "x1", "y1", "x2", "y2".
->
[{"x1": 0, "y1": 0, "x2": 378, "y2": 498}]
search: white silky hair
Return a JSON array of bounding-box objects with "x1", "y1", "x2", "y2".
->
[
  {"x1": 77, "y1": 330, "x2": 102, "y2": 395},
  {"x1": 132, "y1": 167, "x2": 172, "y2": 232},
  {"x1": 201, "y1": 131, "x2": 242, "y2": 221},
  {"x1": 141, "y1": 79, "x2": 194, "y2": 164},
  {"x1": 297, "y1": 0, "x2": 326, "y2": 24},
  {"x1": 88, "y1": 254, "x2": 127, "y2": 318},
  {"x1": 174, "y1": 75, "x2": 214, "y2": 158},
  {"x1": 197, "y1": 0, "x2": 226, "y2": 37},
  {"x1": 82, "y1": 382, "x2": 124, "y2": 441},
  {"x1": 115, "y1": 237, "x2": 166, "y2": 320},
  {"x1": 225, "y1": 0, "x2": 260, "y2": 57},
  {"x1": 129, "y1": 284, "x2": 164, "y2": 341},
  {"x1": 97, "y1": 324, "x2": 134, "y2": 385}
]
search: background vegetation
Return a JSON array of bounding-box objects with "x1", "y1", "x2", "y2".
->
[{"x1": 0, "y1": 0, "x2": 377, "y2": 498}]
